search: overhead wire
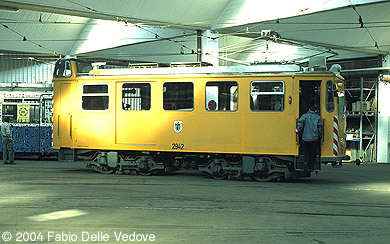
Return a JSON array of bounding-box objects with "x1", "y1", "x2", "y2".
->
[
  {"x1": 0, "y1": 1, "x2": 197, "y2": 58},
  {"x1": 0, "y1": 0, "x2": 387, "y2": 62},
  {"x1": 0, "y1": 8, "x2": 389, "y2": 47},
  {"x1": 348, "y1": 0, "x2": 381, "y2": 52},
  {"x1": 63, "y1": 0, "x2": 196, "y2": 53},
  {"x1": 0, "y1": 23, "x2": 58, "y2": 55},
  {"x1": 3, "y1": 17, "x2": 390, "y2": 27},
  {"x1": 64, "y1": 0, "x2": 100, "y2": 13}
]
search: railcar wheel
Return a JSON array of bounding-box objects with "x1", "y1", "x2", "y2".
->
[
  {"x1": 139, "y1": 170, "x2": 154, "y2": 176},
  {"x1": 212, "y1": 173, "x2": 228, "y2": 180},
  {"x1": 91, "y1": 153, "x2": 116, "y2": 174},
  {"x1": 253, "y1": 173, "x2": 283, "y2": 182},
  {"x1": 137, "y1": 157, "x2": 154, "y2": 176},
  {"x1": 253, "y1": 173, "x2": 275, "y2": 182},
  {"x1": 210, "y1": 160, "x2": 227, "y2": 180},
  {"x1": 252, "y1": 157, "x2": 282, "y2": 182},
  {"x1": 91, "y1": 165, "x2": 115, "y2": 174}
]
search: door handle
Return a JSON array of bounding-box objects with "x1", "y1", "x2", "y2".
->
[
  {"x1": 57, "y1": 115, "x2": 60, "y2": 137},
  {"x1": 322, "y1": 118, "x2": 325, "y2": 144},
  {"x1": 295, "y1": 118, "x2": 299, "y2": 145},
  {"x1": 68, "y1": 113, "x2": 72, "y2": 139}
]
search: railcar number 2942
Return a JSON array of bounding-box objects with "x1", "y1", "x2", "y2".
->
[{"x1": 172, "y1": 143, "x2": 185, "y2": 150}]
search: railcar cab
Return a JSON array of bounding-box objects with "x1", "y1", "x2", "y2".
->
[
  {"x1": 53, "y1": 59, "x2": 93, "y2": 79},
  {"x1": 52, "y1": 59, "x2": 95, "y2": 156}
]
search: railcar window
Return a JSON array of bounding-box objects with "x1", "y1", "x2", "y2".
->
[
  {"x1": 326, "y1": 80, "x2": 335, "y2": 112},
  {"x1": 76, "y1": 61, "x2": 93, "y2": 74},
  {"x1": 163, "y1": 82, "x2": 194, "y2": 111},
  {"x1": 2, "y1": 103, "x2": 41, "y2": 123},
  {"x1": 122, "y1": 83, "x2": 151, "y2": 111},
  {"x1": 82, "y1": 84, "x2": 109, "y2": 110},
  {"x1": 54, "y1": 60, "x2": 72, "y2": 78},
  {"x1": 250, "y1": 81, "x2": 284, "y2": 111},
  {"x1": 337, "y1": 93, "x2": 346, "y2": 116},
  {"x1": 205, "y1": 81, "x2": 238, "y2": 111},
  {"x1": 2, "y1": 105, "x2": 16, "y2": 122},
  {"x1": 336, "y1": 79, "x2": 346, "y2": 117}
]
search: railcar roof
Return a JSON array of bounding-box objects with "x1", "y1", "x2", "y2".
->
[{"x1": 84, "y1": 65, "x2": 340, "y2": 77}]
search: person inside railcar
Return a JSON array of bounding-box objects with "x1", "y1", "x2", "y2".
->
[
  {"x1": 296, "y1": 105, "x2": 322, "y2": 171},
  {"x1": 1, "y1": 117, "x2": 15, "y2": 164}
]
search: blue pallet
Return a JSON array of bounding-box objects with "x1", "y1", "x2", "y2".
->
[{"x1": 0, "y1": 125, "x2": 53, "y2": 153}]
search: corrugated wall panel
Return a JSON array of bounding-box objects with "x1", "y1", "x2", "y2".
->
[{"x1": 0, "y1": 54, "x2": 55, "y2": 83}]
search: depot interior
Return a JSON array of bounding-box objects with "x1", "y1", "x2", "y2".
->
[{"x1": 1, "y1": 0, "x2": 390, "y2": 163}]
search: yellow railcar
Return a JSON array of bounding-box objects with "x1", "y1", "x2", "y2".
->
[{"x1": 52, "y1": 59, "x2": 349, "y2": 181}]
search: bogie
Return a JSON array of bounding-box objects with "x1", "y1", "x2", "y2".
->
[{"x1": 84, "y1": 150, "x2": 306, "y2": 182}]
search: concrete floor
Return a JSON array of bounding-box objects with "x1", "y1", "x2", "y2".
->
[{"x1": 0, "y1": 160, "x2": 390, "y2": 244}]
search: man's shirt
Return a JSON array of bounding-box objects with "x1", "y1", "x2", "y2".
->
[
  {"x1": 296, "y1": 110, "x2": 322, "y2": 142},
  {"x1": 1, "y1": 122, "x2": 12, "y2": 138}
]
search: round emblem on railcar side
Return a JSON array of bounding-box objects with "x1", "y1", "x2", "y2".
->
[
  {"x1": 208, "y1": 100, "x2": 217, "y2": 110},
  {"x1": 173, "y1": 121, "x2": 182, "y2": 133}
]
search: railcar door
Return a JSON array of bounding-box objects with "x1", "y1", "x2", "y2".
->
[
  {"x1": 297, "y1": 80, "x2": 322, "y2": 171},
  {"x1": 58, "y1": 83, "x2": 74, "y2": 147},
  {"x1": 115, "y1": 81, "x2": 156, "y2": 147}
]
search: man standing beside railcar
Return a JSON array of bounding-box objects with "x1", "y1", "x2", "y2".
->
[
  {"x1": 296, "y1": 105, "x2": 322, "y2": 171},
  {"x1": 1, "y1": 117, "x2": 15, "y2": 164}
]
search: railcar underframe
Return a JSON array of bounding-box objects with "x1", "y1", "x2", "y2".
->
[{"x1": 59, "y1": 148, "x2": 348, "y2": 181}]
